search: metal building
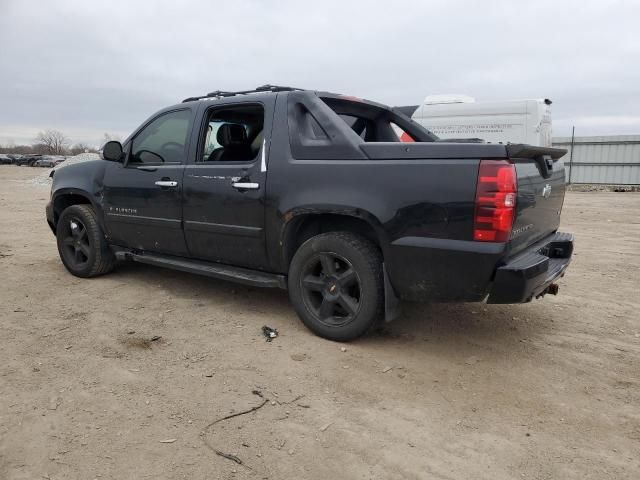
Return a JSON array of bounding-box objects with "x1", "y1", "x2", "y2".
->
[{"x1": 552, "y1": 135, "x2": 640, "y2": 185}]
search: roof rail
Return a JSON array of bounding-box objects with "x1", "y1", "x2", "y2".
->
[{"x1": 182, "y1": 84, "x2": 304, "y2": 103}]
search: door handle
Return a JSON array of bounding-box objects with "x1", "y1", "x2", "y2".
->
[
  {"x1": 232, "y1": 182, "x2": 260, "y2": 190},
  {"x1": 155, "y1": 180, "x2": 178, "y2": 188}
]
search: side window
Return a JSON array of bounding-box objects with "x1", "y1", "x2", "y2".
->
[
  {"x1": 340, "y1": 114, "x2": 375, "y2": 141},
  {"x1": 199, "y1": 104, "x2": 264, "y2": 162},
  {"x1": 130, "y1": 109, "x2": 191, "y2": 164}
]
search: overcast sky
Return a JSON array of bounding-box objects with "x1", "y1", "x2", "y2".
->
[{"x1": 1, "y1": 0, "x2": 639, "y2": 146}]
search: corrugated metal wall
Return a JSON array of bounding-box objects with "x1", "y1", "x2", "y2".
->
[{"x1": 552, "y1": 135, "x2": 640, "y2": 185}]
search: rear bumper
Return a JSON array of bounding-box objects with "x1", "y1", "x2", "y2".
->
[
  {"x1": 386, "y1": 237, "x2": 505, "y2": 302},
  {"x1": 386, "y1": 231, "x2": 573, "y2": 304},
  {"x1": 487, "y1": 232, "x2": 574, "y2": 303}
]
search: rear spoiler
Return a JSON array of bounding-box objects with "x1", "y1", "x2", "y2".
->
[
  {"x1": 506, "y1": 144, "x2": 568, "y2": 179},
  {"x1": 506, "y1": 144, "x2": 567, "y2": 161}
]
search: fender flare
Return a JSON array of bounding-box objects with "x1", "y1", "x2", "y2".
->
[
  {"x1": 50, "y1": 188, "x2": 103, "y2": 227},
  {"x1": 278, "y1": 206, "x2": 389, "y2": 261}
]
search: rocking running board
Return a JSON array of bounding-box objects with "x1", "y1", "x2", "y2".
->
[{"x1": 114, "y1": 250, "x2": 287, "y2": 289}]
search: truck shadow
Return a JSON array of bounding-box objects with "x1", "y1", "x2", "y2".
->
[
  {"x1": 109, "y1": 262, "x2": 552, "y2": 354},
  {"x1": 364, "y1": 301, "x2": 545, "y2": 353}
]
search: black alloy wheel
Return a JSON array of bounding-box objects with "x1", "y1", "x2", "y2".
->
[
  {"x1": 300, "y1": 252, "x2": 362, "y2": 327},
  {"x1": 288, "y1": 232, "x2": 384, "y2": 341},
  {"x1": 59, "y1": 216, "x2": 91, "y2": 270},
  {"x1": 56, "y1": 204, "x2": 115, "y2": 278}
]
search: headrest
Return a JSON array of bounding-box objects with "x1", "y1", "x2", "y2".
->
[
  {"x1": 251, "y1": 130, "x2": 264, "y2": 151},
  {"x1": 217, "y1": 123, "x2": 247, "y2": 147}
]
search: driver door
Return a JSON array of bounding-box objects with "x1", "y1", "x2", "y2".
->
[{"x1": 103, "y1": 108, "x2": 194, "y2": 256}]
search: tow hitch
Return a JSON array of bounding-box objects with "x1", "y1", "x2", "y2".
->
[{"x1": 536, "y1": 283, "x2": 559, "y2": 299}]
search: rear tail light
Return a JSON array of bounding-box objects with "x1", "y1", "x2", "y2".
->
[{"x1": 473, "y1": 160, "x2": 517, "y2": 242}]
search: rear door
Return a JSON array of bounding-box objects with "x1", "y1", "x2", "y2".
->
[
  {"x1": 103, "y1": 108, "x2": 194, "y2": 256},
  {"x1": 182, "y1": 98, "x2": 274, "y2": 270},
  {"x1": 507, "y1": 145, "x2": 567, "y2": 255}
]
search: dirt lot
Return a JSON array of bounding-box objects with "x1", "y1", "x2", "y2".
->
[{"x1": 1, "y1": 165, "x2": 638, "y2": 480}]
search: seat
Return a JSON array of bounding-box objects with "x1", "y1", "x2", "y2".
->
[
  {"x1": 208, "y1": 123, "x2": 254, "y2": 162},
  {"x1": 251, "y1": 130, "x2": 264, "y2": 156}
]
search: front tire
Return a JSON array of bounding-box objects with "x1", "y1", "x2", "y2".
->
[
  {"x1": 56, "y1": 204, "x2": 115, "y2": 278},
  {"x1": 288, "y1": 232, "x2": 384, "y2": 341}
]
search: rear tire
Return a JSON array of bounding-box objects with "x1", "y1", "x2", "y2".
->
[
  {"x1": 56, "y1": 204, "x2": 115, "y2": 278},
  {"x1": 288, "y1": 232, "x2": 384, "y2": 341}
]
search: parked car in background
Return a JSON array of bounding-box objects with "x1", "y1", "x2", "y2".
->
[
  {"x1": 35, "y1": 156, "x2": 66, "y2": 168},
  {"x1": 34, "y1": 157, "x2": 53, "y2": 167},
  {"x1": 0, "y1": 154, "x2": 12, "y2": 164},
  {"x1": 7, "y1": 154, "x2": 24, "y2": 164},
  {"x1": 16, "y1": 154, "x2": 42, "y2": 166}
]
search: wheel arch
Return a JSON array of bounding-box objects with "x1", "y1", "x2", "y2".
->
[
  {"x1": 51, "y1": 189, "x2": 98, "y2": 230},
  {"x1": 280, "y1": 209, "x2": 388, "y2": 270}
]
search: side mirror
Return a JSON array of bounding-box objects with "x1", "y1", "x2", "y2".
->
[{"x1": 102, "y1": 141, "x2": 124, "y2": 162}]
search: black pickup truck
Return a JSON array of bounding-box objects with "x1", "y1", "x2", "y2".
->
[{"x1": 46, "y1": 85, "x2": 573, "y2": 341}]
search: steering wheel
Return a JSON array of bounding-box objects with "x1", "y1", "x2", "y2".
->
[
  {"x1": 161, "y1": 142, "x2": 184, "y2": 152},
  {"x1": 160, "y1": 142, "x2": 184, "y2": 163}
]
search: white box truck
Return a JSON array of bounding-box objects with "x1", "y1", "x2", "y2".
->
[{"x1": 407, "y1": 95, "x2": 553, "y2": 147}]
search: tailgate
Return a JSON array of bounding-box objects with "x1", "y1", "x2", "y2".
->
[{"x1": 506, "y1": 144, "x2": 568, "y2": 256}]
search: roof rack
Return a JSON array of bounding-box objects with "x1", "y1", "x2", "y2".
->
[{"x1": 182, "y1": 84, "x2": 304, "y2": 103}]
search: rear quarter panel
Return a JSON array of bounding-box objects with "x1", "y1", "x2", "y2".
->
[
  {"x1": 266, "y1": 96, "x2": 506, "y2": 301},
  {"x1": 268, "y1": 158, "x2": 506, "y2": 301}
]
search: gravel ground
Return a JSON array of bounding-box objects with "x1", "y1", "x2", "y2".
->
[{"x1": 0, "y1": 165, "x2": 638, "y2": 480}]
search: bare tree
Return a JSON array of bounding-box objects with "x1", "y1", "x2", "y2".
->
[
  {"x1": 35, "y1": 130, "x2": 70, "y2": 155},
  {"x1": 69, "y1": 143, "x2": 96, "y2": 155},
  {"x1": 0, "y1": 144, "x2": 37, "y2": 154}
]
